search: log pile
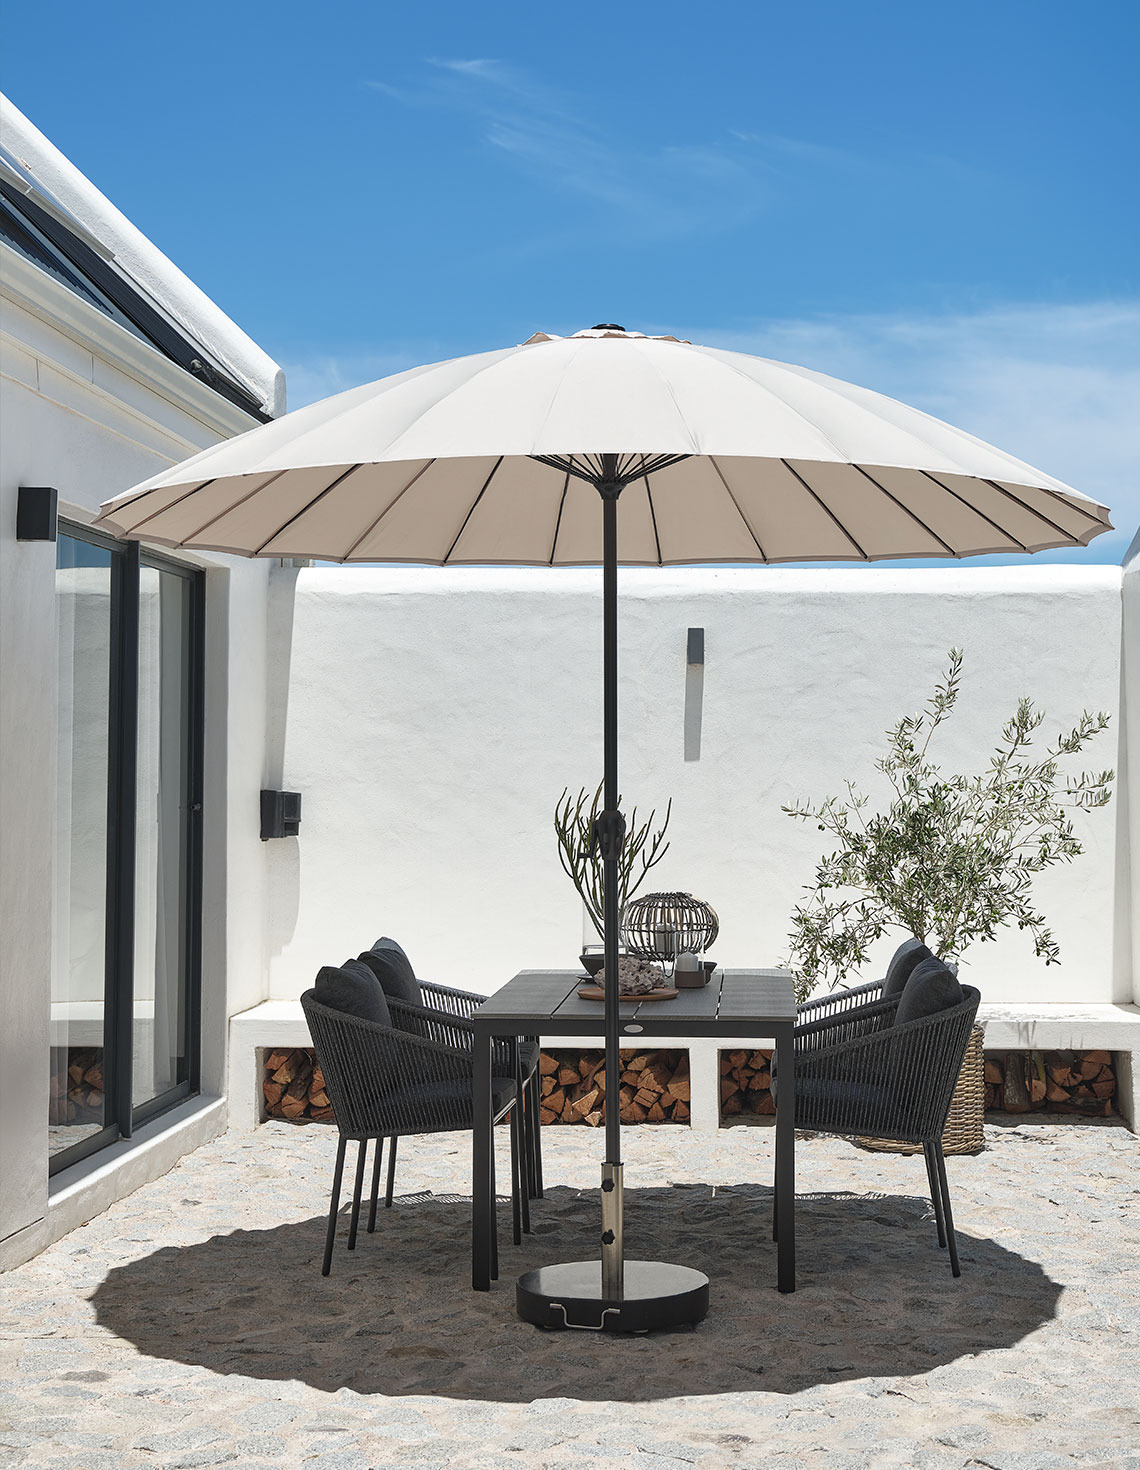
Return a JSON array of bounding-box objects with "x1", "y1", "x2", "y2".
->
[
  {"x1": 719, "y1": 1049, "x2": 775, "y2": 1120},
  {"x1": 538, "y1": 1048, "x2": 689, "y2": 1125},
  {"x1": 262, "y1": 1047, "x2": 335, "y2": 1122},
  {"x1": 984, "y1": 1050, "x2": 1116, "y2": 1116},
  {"x1": 49, "y1": 1047, "x2": 104, "y2": 1125}
]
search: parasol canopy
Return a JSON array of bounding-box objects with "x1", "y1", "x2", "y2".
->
[{"x1": 96, "y1": 326, "x2": 1111, "y2": 563}]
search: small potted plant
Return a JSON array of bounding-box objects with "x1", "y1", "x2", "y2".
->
[{"x1": 554, "y1": 782, "x2": 672, "y2": 977}]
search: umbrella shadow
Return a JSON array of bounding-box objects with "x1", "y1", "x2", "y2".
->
[{"x1": 92, "y1": 1182, "x2": 1060, "y2": 1400}]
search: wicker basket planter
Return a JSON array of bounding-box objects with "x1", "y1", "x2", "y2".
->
[{"x1": 859, "y1": 1023, "x2": 985, "y2": 1155}]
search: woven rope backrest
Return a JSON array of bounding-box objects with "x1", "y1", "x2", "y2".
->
[{"x1": 301, "y1": 991, "x2": 471, "y2": 1139}]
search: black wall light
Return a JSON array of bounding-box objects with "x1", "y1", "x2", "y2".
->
[
  {"x1": 17, "y1": 486, "x2": 58, "y2": 541},
  {"x1": 261, "y1": 789, "x2": 301, "y2": 840},
  {"x1": 687, "y1": 627, "x2": 704, "y2": 665}
]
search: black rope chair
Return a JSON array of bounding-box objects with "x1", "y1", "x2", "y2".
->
[
  {"x1": 786, "y1": 982, "x2": 981, "y2": 1276},
  {"x1": 415, "y1": 978, "x2": 544, "y2": 1202},
  {"x1": 301, "y1": 990, "x2": 527, "y2": 1277}
]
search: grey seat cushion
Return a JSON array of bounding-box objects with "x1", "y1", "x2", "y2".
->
[
  {"x1": 894, "y1": 956, "x2": 964, "y2": 1026},
  {"x1": 382, "y1": 1074, "x2": 515, "y2": 1121},
  {"x1": 518, "y1": 1040, "x2": 541, "y2": 1077},
  {"x1": 359, "y1": 940, "x2": 422, "y2": 1008},
  {"x1": 882, "y1": 938, "x2": 934, "y2": 1000},
  {"x1": 314, "y1": 961, "x2": 391, "y2": 1026}
]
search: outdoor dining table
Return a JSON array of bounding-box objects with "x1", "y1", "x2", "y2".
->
[{"x1": 471, "y1": 967, "x2": 798, "y2": 1295}]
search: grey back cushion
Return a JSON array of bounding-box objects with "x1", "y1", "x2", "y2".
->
[
  {"x1": 314, "y1": 961, "x2": 391, "y2": 1026},
  {"x1": 894, "y1": 956, "x2": 964, "y2": 1026},
  {"x1": 883, "y1": 938, "x2": 934, "y2": 1000},
  {"x1": 359, "y1": 939, "x2": 422, "y2": 1008}
]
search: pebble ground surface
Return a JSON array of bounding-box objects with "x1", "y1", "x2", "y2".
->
[{"x1": 1, "y1": 1116, "x2": 1137, "y2": 1470}]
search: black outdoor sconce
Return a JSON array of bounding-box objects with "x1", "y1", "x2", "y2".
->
[
  {"x1": 16, "y1": 486, "x2": 58, "y2": 541},
  {"x1": 687, "y1": 627, "x2": 704, "y2": 666},
  {"x1": 261, "y1": 789, "x2": 301, "y2": 840}
]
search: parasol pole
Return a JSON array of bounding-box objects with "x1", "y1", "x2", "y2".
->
[{"x1": 597, "y1": 459, "x2": 626, "y2": 1299}]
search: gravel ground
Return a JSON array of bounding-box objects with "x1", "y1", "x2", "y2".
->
[{"x1": 1, "y1": 1116, "x2": 1137, "y2": 1470}]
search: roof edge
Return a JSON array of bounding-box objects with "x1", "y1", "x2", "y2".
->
[{"x1": 0, "y1": 91, "x2": 285, "y2": 417}]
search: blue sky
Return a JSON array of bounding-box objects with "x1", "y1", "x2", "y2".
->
[{"x1": 5, "y1": 0, "x2": 1138, "y2": 561}]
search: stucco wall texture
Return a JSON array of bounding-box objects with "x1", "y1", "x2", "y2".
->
[{"x1": 265, "y1": 563, "x2": 1127, "y2": 1008}]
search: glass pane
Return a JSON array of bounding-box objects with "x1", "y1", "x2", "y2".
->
[
  {"x1": 51, "y1": 535, "x2": 112, "y2": 1157},
  {"x1": 132, "y1": 566, "x2": 192, "y2": 1109}
]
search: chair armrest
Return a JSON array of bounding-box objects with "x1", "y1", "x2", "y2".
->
[
  {"x1": 389, "y1": 998, "x2": 478, "y2": 1051},
  {"x1": 389, "y1": 999, "x2": 524, "y2": 1076},
  {"x1": 796, "y1": 979, "x2": 884, "y2": 1021},
  {"x1": 418, "y1": 980, "x2": 487, "y2": 1019},
  {"x1": 794, "y1": 994, "x2": 897, "y2": 1047}
]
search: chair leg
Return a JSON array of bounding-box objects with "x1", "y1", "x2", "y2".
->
[
  {"x1": 924, "y1": 1141, "x2": 947, "y2": 1249},
  {"x1": 385, "y1": 1134, "x2": 398, "y2": 1208},
  {"x1": 528, "y1": 1065, "x2": 544, "y2": 1198},
  {"x1": 347, "y1": 1139, "x2": 368, "y2": 1251},
  {"x1": 322, "y1": 1135, "x2": 347, "y2": 1277},
  {"x1": 367, "y1": 1137, "x2": 384, "y2": 1233},
  {"x1": 489, "y1": 1123, "x2": 499, "y2": 1281},
  {"x1": 772, "y1": 1172, "x2": 779, "y2": 1243},
  {"x1": 509, "y1": 1105, "x2": 523, "y2": 1246},
  {"x1": 933, "y1": 1142, "x2": 962, "y2": 1277}
]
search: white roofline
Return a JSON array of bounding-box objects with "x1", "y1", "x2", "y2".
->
[{"x1": 0, "y1": 91, "x2": 285, "y2": 417}]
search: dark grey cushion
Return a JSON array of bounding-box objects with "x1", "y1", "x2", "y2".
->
[
  {"x1": 382, "y1": 1074, "x2": 515, "y2": 1121},
  {"x1": 894, "y1": 956, "x2": 964, "y2": 1026},
  {"x1": 359, "y1": 942, "x2": 422, "y2": 1008},
  {"x1": 882, "y1": 938, "x2": 934, "y2": 1000},
  {"x1": 314, "y1": 961, "x2": 391, "y2": 1026}
]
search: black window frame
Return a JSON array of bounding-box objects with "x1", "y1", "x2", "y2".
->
[{"x1": 50, "y1": 522, "x2": 205, "y2": 1177}]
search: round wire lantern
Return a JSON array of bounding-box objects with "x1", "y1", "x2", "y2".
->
[{"x1": 622, "y1": 892, "x2": 719, "y2": 960}]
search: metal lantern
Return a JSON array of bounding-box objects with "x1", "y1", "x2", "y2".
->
[{"x1": 622, "y1": 892, "x2": 719, "y2": 960}]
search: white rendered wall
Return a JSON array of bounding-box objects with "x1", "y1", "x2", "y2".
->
[
  {"x1": 266, "y1": 563, "x2": 1125, "y2": 1008},
  {"x1": 0, "y1": 260, "x2": 274, "y2": 1265}
]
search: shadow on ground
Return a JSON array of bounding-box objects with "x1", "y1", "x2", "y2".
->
[{"x1": 93, "y1": 1183, "x2": 1060, "y2": 1400}]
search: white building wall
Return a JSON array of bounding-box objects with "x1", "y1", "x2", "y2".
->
[
  {"x1": 0, "y1": 252, "x2": 274, "y2": 1266},
  {"x1": 266, "y1": 563, "x2": 1126, "y2": 1008}
]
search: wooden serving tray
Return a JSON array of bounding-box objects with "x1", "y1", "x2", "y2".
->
[{"x1": 576, "y1": 985, "x2": 679, "y2": 1002}]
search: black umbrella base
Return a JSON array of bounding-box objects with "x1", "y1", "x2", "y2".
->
[{"x1": 516, "y1": 1260, "x2": 710, "y2": 1333}]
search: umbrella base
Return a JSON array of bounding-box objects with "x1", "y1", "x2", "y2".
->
[{"x1": 516, "y1": 1259, "x2": 709, "y2": 1333}]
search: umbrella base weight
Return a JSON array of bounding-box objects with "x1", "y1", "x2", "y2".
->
[{"x1": 516, "y1": 1260, "x2": 709, "y2": 1333}]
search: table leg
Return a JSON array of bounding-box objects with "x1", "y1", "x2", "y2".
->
[
  {"x1": 472, "y1": 1025, "x2": 493, "y2": 1291},
  {"x1": 775, "y1": 1020, "x2": 796, "y2": 1292}
]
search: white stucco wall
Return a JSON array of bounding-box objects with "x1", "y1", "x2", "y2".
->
[
  {"x1": 0, "y1": 243, "x2": 275, "y2": 1264},
  {"x1": 265, "y1": 563, "x2": 1125, "y2": 1008}
]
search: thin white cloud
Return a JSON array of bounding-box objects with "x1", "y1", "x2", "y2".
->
[{"x1": 693, "y1": 301, "x2": 1140, "y2": 561}]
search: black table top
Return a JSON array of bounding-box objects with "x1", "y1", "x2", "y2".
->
[{"x1": 472, "y1": 968, "x2": 796, "y2": 1037}]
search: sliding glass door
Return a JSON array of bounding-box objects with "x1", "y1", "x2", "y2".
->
[
  {"x1": 133, "y1": 562, "x2": 201, "y2": 1119},
  {"x1": 50, "y1": 525, "x2": 203, "y2": 1174}
]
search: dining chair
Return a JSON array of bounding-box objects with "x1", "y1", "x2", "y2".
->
[
  {"x1": 301, "y1": 987, "x2": 525, "y2": 1277},
  {"x1": 785, "y1": 966, "x2": 981, "y2": 1276}
]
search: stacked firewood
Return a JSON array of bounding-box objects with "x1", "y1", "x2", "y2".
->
[
  {"x1": 49, "y1": 1048, "x2": 104, "y2": 1125},
  {"x1": 719, "y1": 1049, "x2": 775, "y2": 1119},
  {"x1": 262, "y1": 1047, "x2": 334, "y2": 1122},
  {"x1": 984, "y1": 1050, "x2": 1116, "y2": 1116},
  {"x1": 538, "y1": 1048, "x2": 689, "y2": 1125}
]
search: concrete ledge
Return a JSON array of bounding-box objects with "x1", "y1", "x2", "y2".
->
[
  {"x1": 978, "y1": 1002, "x2": 1140, "y2": 1127},
  {"x1": 230, "y1": 999, "x2": 1140, "y2": 1136},
  {"x1": 1, "y1": 1094, "x2": 227, "y2": 1272}
]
